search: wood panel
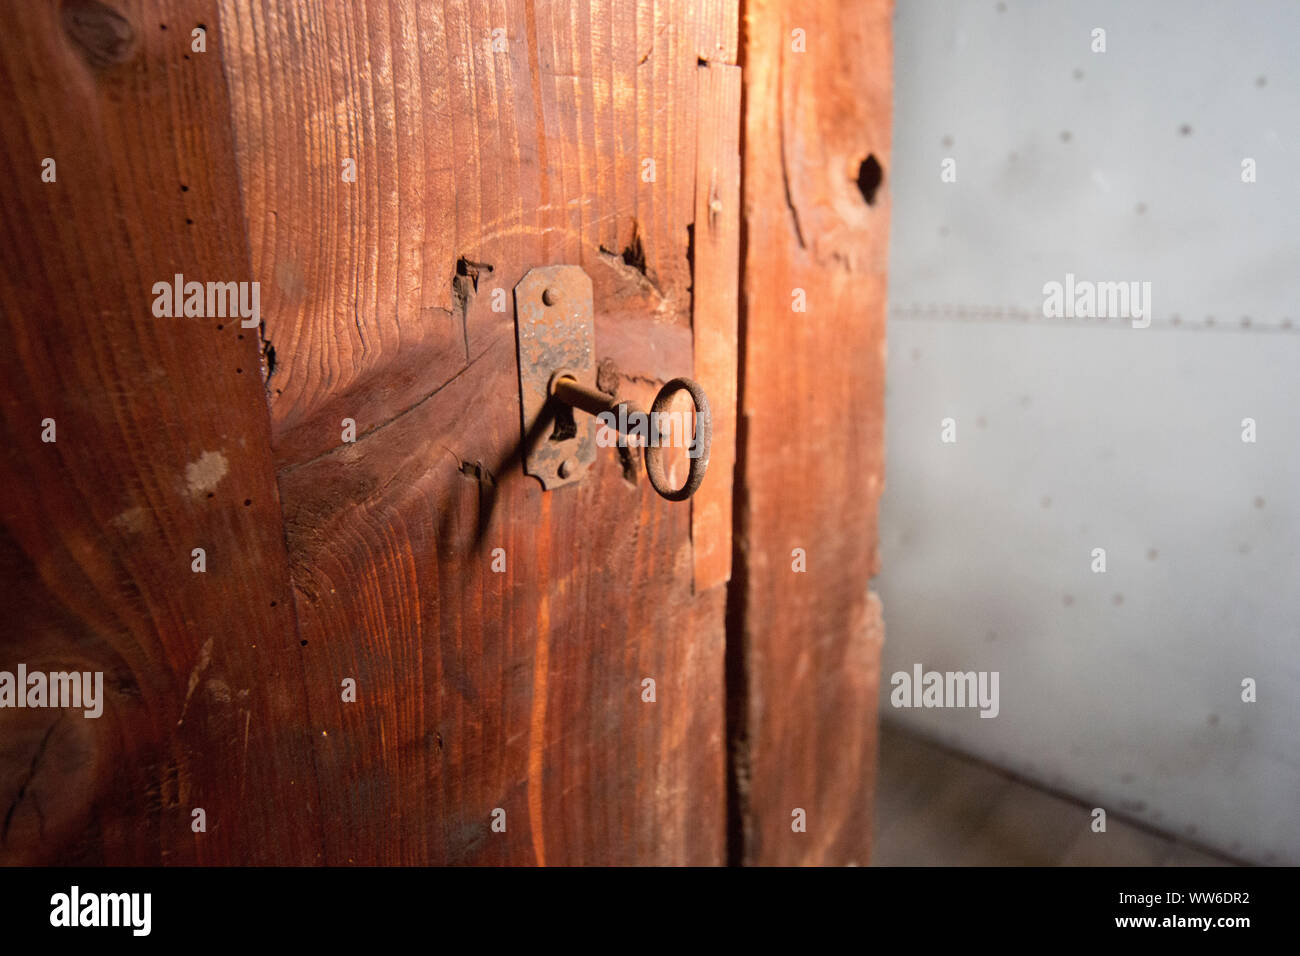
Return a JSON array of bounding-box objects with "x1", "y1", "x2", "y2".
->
[
  {"x1": 220, "y1": 0, "x2": 706, "y2": 469},
  {"x1": 691, "y1": 60, "x2": 740, "y2": 592},
  {"x1": 1, "y1": 0, "x2": 739, "y2": 867},
  {"x1": 0, "y1": 0, "x2": 318, "y2": 865},
  {"x1": 731, "y1": 0, "x2": 893, "y2": 866},
  {"x1": 221, "y1": 0, "x2": 735, "y2": 864}
]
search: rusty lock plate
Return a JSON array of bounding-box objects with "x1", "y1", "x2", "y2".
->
[{"x1": 513, "y1": 265, "x2": 598, "y2": 490}]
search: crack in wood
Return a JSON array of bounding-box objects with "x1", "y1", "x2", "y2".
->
[{"x1": 2, "y1": 717, "x2": 60, "y2": 845}]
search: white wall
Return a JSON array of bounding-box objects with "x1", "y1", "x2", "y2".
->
[{"x1": 881, "y1": 0, "x2": 1300, "y2": 864}]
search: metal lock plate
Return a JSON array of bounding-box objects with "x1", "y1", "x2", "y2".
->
[{"x1": 513, "y1": 265, "x2": 598, "y2": 489}]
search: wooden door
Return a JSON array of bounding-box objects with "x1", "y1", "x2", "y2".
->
[{"x1": 0, "y1": 0, "x2": 890, "y2": 866}]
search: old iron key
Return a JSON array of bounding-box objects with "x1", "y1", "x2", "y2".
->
[
  {"x1": 549, "y1": 372, "x2": 712, "y2": 501},
  {"x1": 514, "y1": 264, "x2": 711, "y2": 500}
]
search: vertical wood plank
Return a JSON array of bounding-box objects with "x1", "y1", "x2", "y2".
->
[
  {"x1": 691, "y1": 61, "x2": 741, "y2": 591},
  {"x1": 222, "y1": 0, "x2": 731, "y2": 865},
  {"x1": 0, "y1": 0, "x2": 320, "y2": 865},
  {"x1": 734, "y1": 0, "x2": 893, "y2": 866},
  {"x1": 693, "y1": 0, "x2": 739, "y2": 64}
]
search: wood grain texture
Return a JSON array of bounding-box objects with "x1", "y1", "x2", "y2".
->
[
  {"x1": 732, "y1": 0, "x2": 893, "y2": 866},
  {"x1": 691, "y1": 60, "x2": 740, "y2": 591},
  {"x1": 220, "y1": 0, "x2": 704, "y2": 469},
  {"x1": 1, "y1": 0, "x2": 736, "y2": 866},
  {"x1": 692, "y1": 0, "x2": 738, "y2": 64},
  {"x1": 222, "y1": 0, "x2": 732, "y2": 864},
  {"x1": 0, "y1": 0, "x2": 319, "y2": 865}
]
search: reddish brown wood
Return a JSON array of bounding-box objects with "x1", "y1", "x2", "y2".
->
[
  {"x1": 691, "y1": 60, "x2": 741, "y2": 592},
  {"x1": 0, "y1": 0, "x2": 889, "y2": 869},
  {"x1": 0, "y1": 0, "x2": 318, "y2": 865},
  {"x1": 221, "y1": 0, "x2": 734, "y2": 864},
  {"x1": 732, "y1": 0, "x2": 893, "y2": 866},
  {"x1": 0, "y1": 0, "x2": 739, "y2": 867},
  {"x1": 693, "y1": 0, "x2": 739, "y2": 64}
]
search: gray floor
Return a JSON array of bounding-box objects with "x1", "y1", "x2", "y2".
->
[{"x1": 872, "y1": 722, "x2": 1238, "y2": 866}]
